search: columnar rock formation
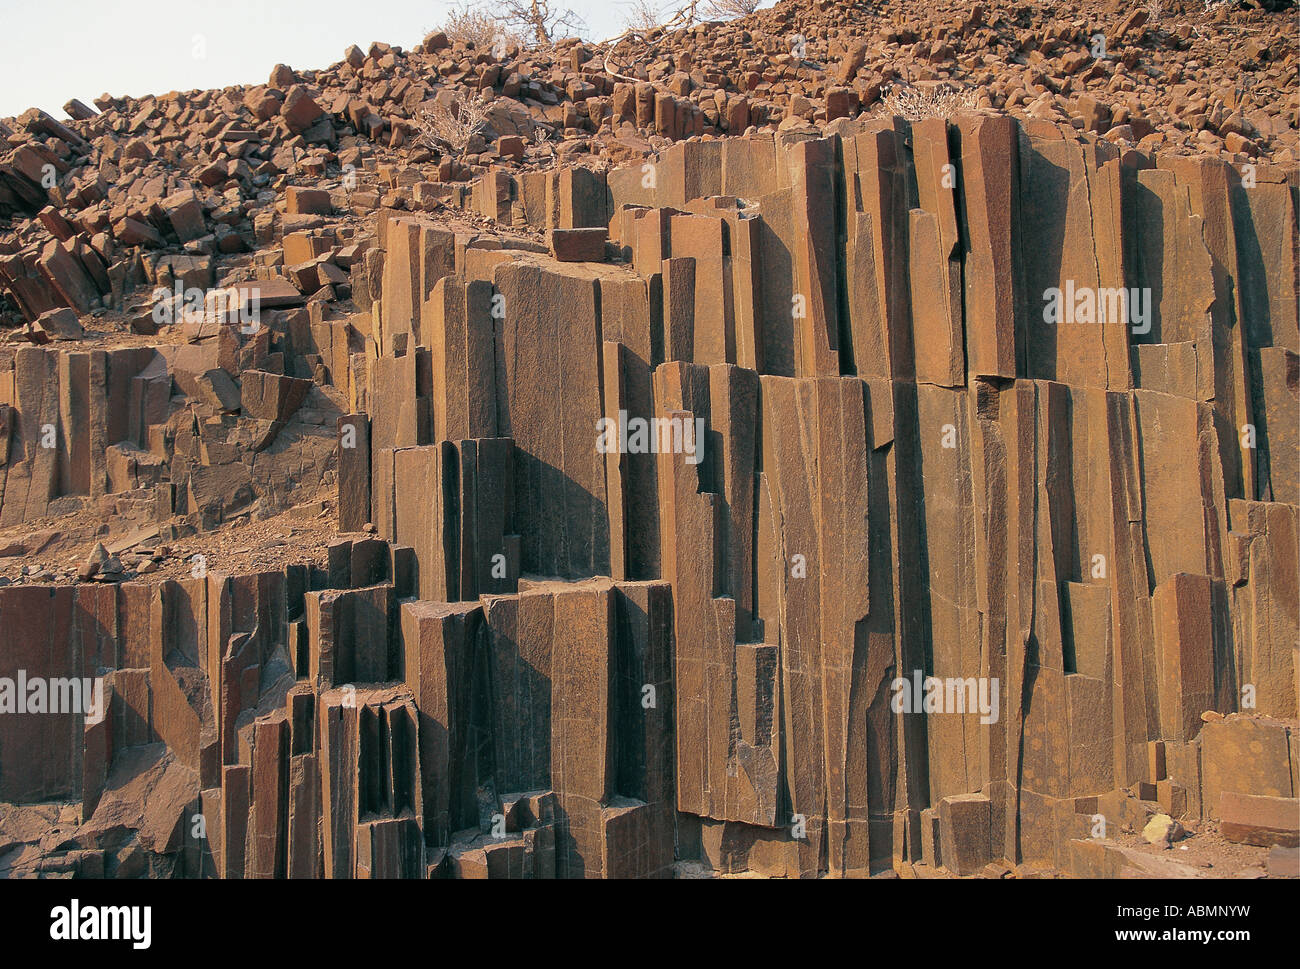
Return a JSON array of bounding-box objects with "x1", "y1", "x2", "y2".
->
[{"x1": 2, "y1": 108, "x2": 1295, "y2": 878}]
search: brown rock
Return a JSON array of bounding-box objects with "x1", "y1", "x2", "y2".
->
[
  {"x1": 835, "y1": 40, "x2": 868, "y2": 84},
  {"x1": 1220, "y1": 793, "x2": 1300, "y2": 848},
  {"x1": 286, "y1": 186, "x2": 332, "y2": 215},
  {"x1": 281, "y1": 86, "x2": 324, "y2": 133},
  {"x1": 548, "y1": 227, "x2": 608, "y2": 262},
  {"x1": 29, "y1": 307, "x2": 83, "y2": 342}
]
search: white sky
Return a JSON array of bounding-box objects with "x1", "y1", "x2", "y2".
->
[{"x1": 1, "y1": 0, "x2": 774, "y2": 121}]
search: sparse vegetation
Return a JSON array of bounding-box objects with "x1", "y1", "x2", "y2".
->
[
  {"x1": 879, "y1": 84, "x2": 980, "y2": 121},
  {"x1": 416, "y1": 89, "x2": 491, "y2": 156},
  {"x1": 497, "y1": 0, "x2": 587, "y2": 46},
  {"x1": 622, "y1": 0, "x2": 669, "y2": 32},
  {"x1": 439, "y1": 1, "x2": 509, "y2": 49},
  {"x1": 605, "y1": 1, "x2": 700, "y2": 76},
  {"x1": 702, "y1": 0, "x2": 762, "y2": 19},
  {"x1": 436, "y1": 0, "x2": 579, "y2": 51}
]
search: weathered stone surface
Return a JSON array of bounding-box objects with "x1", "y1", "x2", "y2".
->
[{"x1": 1219, "y1": 792, "x2": 1300, "y2": 848}]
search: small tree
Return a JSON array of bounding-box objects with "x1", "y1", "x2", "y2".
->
[{"x1": 498, "y1": 0, "x2": 586, "y2": 46}]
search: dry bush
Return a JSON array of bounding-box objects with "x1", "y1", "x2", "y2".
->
[
  {"x1": 416, "y1": 90, "x2": 491, "y2": 155},
  {"x1": 703, "y1": 0, "x2": 762, "y2": 19},
  {"x1": 879, "y1": 84, "x2": 980, "y2": 121},
  {"x1": 440, "y1": 1, "x2": 505, "y2": 49}
]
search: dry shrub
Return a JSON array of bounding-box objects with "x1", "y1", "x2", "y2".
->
[
  {"x1": 440, "y1": 1, "x2": 502, "y2": 48},
  {"x1": 703, "y1": 0, "x2": 762, "y2": 18},
  {"x1": 417, "y1": 90, "x2": 491, "y2": 155},
  {"x1": 879, "y1": 84, "x2": 980, "y2": 121}
]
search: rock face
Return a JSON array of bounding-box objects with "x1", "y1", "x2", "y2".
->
[{"x1": 0, "y1": 0, "x2": 1297, "y2": 880}]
